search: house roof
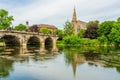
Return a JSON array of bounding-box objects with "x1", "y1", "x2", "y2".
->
[{"x1": 38, "y1": 24, "x2": 57, "y2": 29}]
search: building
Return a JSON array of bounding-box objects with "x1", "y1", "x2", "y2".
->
[
  {"x1": 29, "y1": 24, "x2": 57, "y2": 34},
  {"x1": 72, "y1": 8, "x2": 87, "y2": 34},
  {"x1": 38, "y1": 24, "x2": 57, "y2": 34}
]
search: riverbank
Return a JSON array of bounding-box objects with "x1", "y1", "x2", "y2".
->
[{"x1": 57, "y1": 39, "x2": 118, "y2": 47}]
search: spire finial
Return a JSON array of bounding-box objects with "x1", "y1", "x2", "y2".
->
[{"x1": 72, "y1": 7, "x2": 77, "y2": 22}]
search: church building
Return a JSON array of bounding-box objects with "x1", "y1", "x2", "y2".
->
[{"x1": 72, "y1": 8, "x2": 87, "y2": 34}]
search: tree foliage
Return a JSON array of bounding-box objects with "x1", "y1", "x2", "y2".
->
[
  {"x1": 40, "y1": 28, "x2": 51, "y2": 34},
  {"x1": 84, "y1": 20, "x2": 99, "y2": 39},
  {"x1": 97, "y1": 21, "x2": 114, "y2": 40},
  {"x1": 0, "y1": 9, "x2": 14, "y2": 29},
  {"x1": 108, "y1": 20, "x2": 120, "y2": 44},
  {"x1": 77, "y1": 29, "x2": 85, "y2": 38},
  {"x1": 63, "y1": 35, "x2": 81, "y2": 45},
  {"x1": 98, "y1": 35, "x2": 108, "y2": 44},
  {"x1": 97, "y1": 17, "x2": 120, "y2": 45},
  {"x1": 56, "y1": 29, "x2": 64, "y2": 40},
  {"x1": 29, "y1": 25, "x2": 39, "y2": 32},
  {"x1": 14, "y1": 24, "x2": 27, "y2": 31},
  {"x1": 64, "y1": 20, "x2": 74, "y2": 36}
]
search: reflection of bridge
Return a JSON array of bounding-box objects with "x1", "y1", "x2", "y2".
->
[{"x1": 0, "y1": 30, "x2": 58, "y2": 52}]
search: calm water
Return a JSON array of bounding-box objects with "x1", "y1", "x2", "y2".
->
[{"x1": 0, "y1": 46, "x2": 120, "y2": 80}]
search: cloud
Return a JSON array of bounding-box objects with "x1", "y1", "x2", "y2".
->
[{"x1": 0, "y1": 0, "x2": 120, "y2": 29}]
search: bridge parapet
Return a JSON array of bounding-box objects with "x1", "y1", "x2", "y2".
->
[{"x1": 0, "y1": 30, "x2": 58, "y2": 37}]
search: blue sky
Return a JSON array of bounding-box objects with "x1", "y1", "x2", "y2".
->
[{"x1": 0, "y1": 0, "x2": 120, "y2": 29}]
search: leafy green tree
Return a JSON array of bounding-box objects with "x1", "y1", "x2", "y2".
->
[
  {"x1": 64, "y1": 20, "x2": 74, "y2": 36},
  {"x1": 98, "y1": 35, "x2": 108, "y2": 44},
  {"x1": 0, "y1": 9, "x2": 14, "y2": 29},
  {"x1": 40, "y1": 28, "x2": 51, "y2": 34},
  {"x1": 108, "y1": 20, "x2": 120, "y2": 45},
  {"x1": 84, "y1": 20, "x2": 99, "y2": 39},
  {"x1": 77, "y1": 29, "x2": 85, "y2": 38},
  {"x1": 56, "y1": 29, "x2": 64, "y2": 40},
  {"x1": 117, "y1": 17, "x2": 120, "y2": 22},
  {"x1": 14, "y1": 24, "x2": 27, "y2": 31},
  {"x1": 97, "y1": 17, "x2": 120, "y2": 45},
  {"x1": 97, "y1": 21, "x2": 114, "y2": 40}
]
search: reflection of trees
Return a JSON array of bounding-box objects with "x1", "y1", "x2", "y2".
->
[
  {"x1": 98, "y1": 46, "x2": 120, "y2": 73},
  {"x1": 0, "y1": 46, "x2": 59, "y2": 79},
  {"x1": 0, "y1": 47, "x2": 4, "y2": 52},
  {"x1": 83, "y1": 50, "x2": 100, "y2": 61},
  {"x1": 63, "y1": 46, "x2": 120, "y2": 75},
  {"x1": 0, "y1": 58, "x2": 14, "y2": 78}
]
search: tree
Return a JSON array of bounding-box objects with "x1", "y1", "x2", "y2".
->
[
  {"x1": 40, "y1": 28, "x2": 51, "y2": 34},
  {"x1": 84, "y1": 20, "x2": 99, "y2": 39},
  {"x1": 108, "y1": 19, "x2": 120, "y2": 45},
  {"x1": 56, "y1": 29, "x2": 64, "y2": 40},
  {"x1": 0, "y1": 9, "x2": 14, "y2": 29},
  {"x1": 97, "y1": 21, "x2": 114, "y2": 40},
  {"x1": 98, "y1": 35, "x2": 108, "y2": 44},
  {"x1": 64, "y1": 20, "x2": 74, "y2": 36},
  {"x1": 97, "y1": 17, "x2": 120, "y2": 45},
  {"x1": 77, "y1": 29, "x2": 85, "y2": 38},
  {"x1": 14, "y1": 24, "x2": 27, "y2": 31},
  {"x1": 29, "y1": 25, "x2": 39, "y2": 32}
]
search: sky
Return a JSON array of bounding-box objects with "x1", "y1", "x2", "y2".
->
[{"x1": 0, "y1": 0, "x2": 120, "y2": 29}]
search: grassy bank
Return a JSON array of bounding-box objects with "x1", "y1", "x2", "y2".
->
[{"x1": 57, "y1": 39, "x2": 116, "y2": 47}]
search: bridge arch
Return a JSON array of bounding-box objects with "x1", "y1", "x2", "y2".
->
[
  {"x1": 27, "y1": 36, "x2": 40, "y2": 47},
  {"x1": 0, "y1": 34, "x2": 20, "y2": 46},
  {"x1": 45, "y1": 36, "x2": 53, "y2": 50}
]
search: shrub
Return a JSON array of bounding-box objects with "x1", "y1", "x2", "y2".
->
[
  {"x1": 63, "y1": 35, "x2": 81, "y2": 46},
  {"x1": 40, "y1": 28, "x2": 51, "y2": 34},
  {"x1": 98, "y1": 35, "x2": 108, "y2": 44}
]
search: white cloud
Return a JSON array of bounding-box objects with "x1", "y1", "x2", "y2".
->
[{"x1": 0, "y1": 0, "x2": 120, "y2": 29}]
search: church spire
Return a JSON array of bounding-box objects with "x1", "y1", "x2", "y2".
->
[{"x1": 72, "y1": 7, "x2": 77, "y2": 22}]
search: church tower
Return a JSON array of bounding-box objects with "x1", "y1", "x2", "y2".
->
[
  {"x1": 71, "y1": 7, "x2": 87, "y2": 34},
  {"x1": 72, "y1": 8, "x2": 78, "y2": 34},
  {"x1": 72, "y1": 8, "x2": 77, "y2": 23}
]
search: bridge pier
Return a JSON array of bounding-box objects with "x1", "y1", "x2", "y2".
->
[
  {"x1": 19, "y1": 37, "x2": 27, "y2": 50},
  {"x1": 21, "y1": 43, "x2": 27, "y2": 49},
  {"x1": 51, "y1": 37, "x2": 59, "y2": 52},
  {"x1": 19, "y1": 46, "x2": 28, "y2": 55},
  {"x1": 39, "y1": 36, "x2": 47, "y2": 53}
]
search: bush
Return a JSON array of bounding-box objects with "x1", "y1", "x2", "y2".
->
[
  {"x1": 81, "y1": 39, "x2": 99, "y2": 46},
  {"x1": 63, "y1": 35, "x2": 81, "y2": 46},
  {"x1": 14, "y1": 24, "x2": 27, "y2": 31},
  {"x1": 40, "y1": 28, "x2": 51, "y2": 34},
  {"x1": 98, "y1": 35, "x2": 108, "y2": 44},
  {"x1": 77, "y1": 29, "x2": 85, "y2": 38}
]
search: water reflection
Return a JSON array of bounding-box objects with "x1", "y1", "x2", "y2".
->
[
  {"x1": 0, "y1": 46, "x2": 58, "y2": 79},
  {"x1": 0, "y1": 46, "x2": 120, "y2": 80},
  {"x1": 63, "y1": 46, "x2": 120, "y2": 77},
  {"x1": 0, "y1": 58, "x2": 13, "y2": 79}
]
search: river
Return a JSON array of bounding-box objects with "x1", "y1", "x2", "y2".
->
[{"x1": 0, "y1": 46, "x2": 120, "y2": 80}]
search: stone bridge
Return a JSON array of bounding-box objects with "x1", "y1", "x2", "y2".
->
[{"x1": 0, "y1": 30, "x2": 58, "y2": 52}]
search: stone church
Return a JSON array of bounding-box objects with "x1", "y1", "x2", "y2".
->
[{"x1": 72, "y1": 8, "x2": 87, "y2": 34}]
